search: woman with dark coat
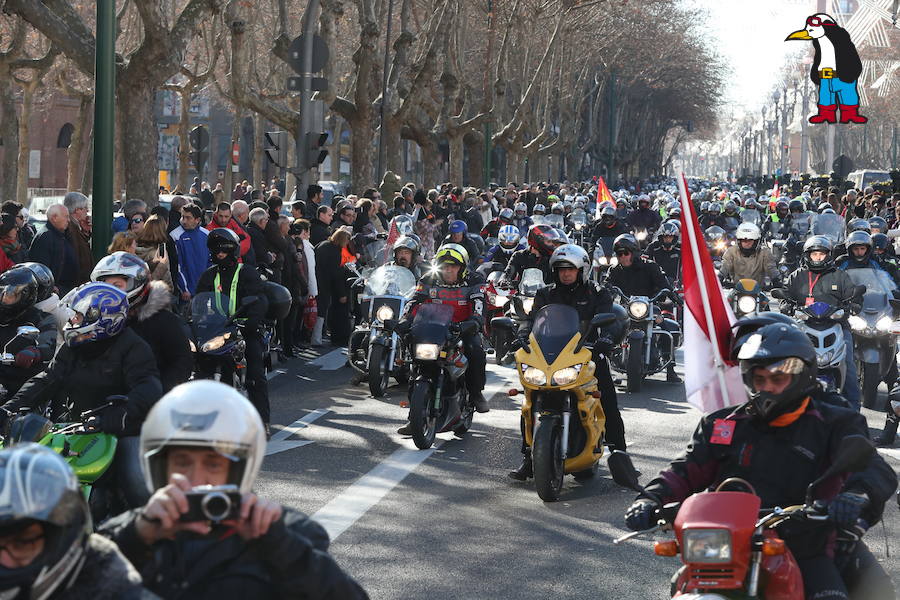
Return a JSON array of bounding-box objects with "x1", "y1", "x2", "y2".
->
[{"x1": 313, "y1": 229, "x2": 352, "y2": 346}]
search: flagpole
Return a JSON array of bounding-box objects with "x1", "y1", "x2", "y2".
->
[{"x1": 677, "y1": 172, "x2": 732, "y2": 409}]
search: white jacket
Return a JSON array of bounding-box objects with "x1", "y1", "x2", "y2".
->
[{"x1": 303, "y1": 238, "x2": 318, "y2": 297}]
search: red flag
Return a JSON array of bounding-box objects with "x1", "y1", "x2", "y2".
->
[
  {"x1": 384, "y1": 217, "x2": 401, "y2": 262},
  {"x1": 594, "y1": 176, "x2": 615, "y2": 219},
  {"x1": 677, "y1": 174, "x2": 747, "y2": 412}
]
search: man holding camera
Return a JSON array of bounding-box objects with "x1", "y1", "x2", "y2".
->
[{"x1": 99, "y1": 380, "x2": 368, "y2": 600}]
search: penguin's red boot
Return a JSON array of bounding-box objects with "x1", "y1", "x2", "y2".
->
[
  {"x1": 839, "y1": 105, "x2": 868, "y2": 124},
  {"x1": 809, "y1": 104, "x2": 837, "y2": 124}
]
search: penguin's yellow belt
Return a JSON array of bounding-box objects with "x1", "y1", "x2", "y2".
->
[{"x1": 819, "y1": 68, "x2": 836, "y2": 79}]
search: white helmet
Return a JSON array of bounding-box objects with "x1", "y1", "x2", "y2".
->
[
  {"x1": 549, "y1": 243, "x2": 590, "y2": 284},
  {"x1": 90, "y1": 251, "x2": 150, "y2": 302},
  {"x1": 140, "y1": 380, "x2": 266, "y2": 494},
  {"x1": 735, "y1": 222, "x2": 761, "y2": 241}
]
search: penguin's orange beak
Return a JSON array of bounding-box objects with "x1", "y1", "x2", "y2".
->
[{"x1": 785, "y1": 29, "x2": 813, "y2": 41}]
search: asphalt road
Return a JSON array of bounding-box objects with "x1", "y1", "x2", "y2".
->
[{"x1": 256, "y1": 347, "x2": 900, "y2": 599}]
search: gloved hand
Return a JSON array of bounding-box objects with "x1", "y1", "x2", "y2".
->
[
  {"x1": 625, "y1": 499, "x2": 658, "y2": 531},
  {"x1": 96, "y1": 405, "x2": 128, "y2": 435},
  {"x1": 13, "y1": 347, "x2": 40, "y2": 369},
  {"x1": 513, "y1": 336, "x2": 531, "y2": 353},
  {"x1": 829, "y1": 491, "x2": 869, "y2": 528}
]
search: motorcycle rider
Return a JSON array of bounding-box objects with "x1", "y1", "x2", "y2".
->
[
  {"x1": 3, "y1": 282, "x2": 163, "y2": 508},
  {"x1": 99, "y1": 380, "x2": 368, "y2": 600},
  {"x1": 502, "y1": 224, "x2": 565, "y2": 285},
  {"x1": 872, "y1": 233, "x2": 897, "y2": 264},
  {"x1": 0, "y1": 444, "x2": 153, "y2": 599},
  {"x1": 442, "y1": 220, "x2": 479, "y2": 267},
  {"x1": 532, "y1": 203, "x2": 546, "y2": 217},
  {"x1": 397, "y1": 243, "x2": 489, "y2": 437},
  {"x1": 0, "y1": 269, "x2": 57, "y2": 396},
  {"x1": 481, "y1": 207, "x2": 515, "y2": 239},
  {"x1": 627, "y1": 195, "x2": 661, "y2": 233},
  {"x1": 508, "y1": 244, "x2": 626, "y2": 481},
  {"x1": 606, "y1": 234, "x2": 681, "y2": 382},
  {"x1": 624, "y1": 323, "x2": 897, "y2": 600},
  {"x1": 91, "y1": 252, "x2": 193, "y2": 393},
  {"x1": 720, "y1": 200, "x2": 741, "y2": 235},
  {"x1": 17, "y1": 262, "x2": 70, "y2": 346},
  {"x1": 195, "y1": 228, "x2": 271, "y2": 431},
  {"x1": 836, "y1": 231, "x2": 900, "y2": 285},
  {"x1": 481, "y1": 224, "x2": 524, "y2": 271},
  {"x1": 780, "y1": 235, "x2": 862, "y2": 410},
  {"x1": 762, "y1": 200, "x2": 790, "y2": 239},
  {"x1": 700, "y1": 201, "x2": 726, "y2": 230},
  {"x1": 720, "y1": 222, "x2": 779, "y2": 285},
  {"x1": 391, "y1": 234, "x2": 424, "y2": 279},
  {"x1": 643, "y1": 221, "x2": 681, "y2": 286},
  {"x1": 589, "y1": 205, "x2": 630, "y2": 250}
]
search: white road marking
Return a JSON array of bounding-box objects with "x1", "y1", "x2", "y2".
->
[
  {"x1": 265, "y1": 408, "x2": 331, "y2": 456},
  {"x1": 880, "y1": 447, "x2": 900, "y2": 462},
  {"x1": 266, "y1": 369, "x2": 287, "y2": 381},
  {"x1": 308, "y1": 348, "x2": 348, "y2": 371},
  {"x1": 311, "y1": 442, "x2": 444, "y2": 541}
]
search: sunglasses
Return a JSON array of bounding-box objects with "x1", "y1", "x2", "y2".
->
[
  {"x1": 615, "y1": 249, "x2": 632, "y2": 256},
  {"x1": 806, "y1": 16, "x2": 834, "y2": 27},
  {"x1": 131, "y1": 217, "x2": 143, "y2": 224}
]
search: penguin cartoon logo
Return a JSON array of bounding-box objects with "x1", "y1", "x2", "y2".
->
[{"x1": 785, "y1": 13, "x2": 866, "y2": 125}]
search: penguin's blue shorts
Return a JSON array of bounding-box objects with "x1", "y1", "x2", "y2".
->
[{"x1": 818, "y1": 77, "x2": 859, "y2": 106}]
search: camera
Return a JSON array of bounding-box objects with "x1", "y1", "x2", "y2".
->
[{"x1": 179, "y1": 485, "x2": 241, "y2": 523}]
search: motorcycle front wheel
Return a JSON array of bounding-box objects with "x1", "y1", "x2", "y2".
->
[
  {"x1": 861, "y1": 361, "x2": 881, "y2": 410},
  {"x1": 625, "y1": 343, "x2": 643, "y2": 393},
  {"x1": 367, "y1": 345, "x2": 391, "y2": 398},
  {"x1": 409, "y1": 380, "x2": 437, "y2": 449},
  {"x1": 492, "y1": 330, "x2": 508, "y2": 365},
  {"x1": 532, "y1": 419, "x2": 564, "y2": 502},
  {"x1": 453, "y1": 390, "x2": 474, "y2": 437}
]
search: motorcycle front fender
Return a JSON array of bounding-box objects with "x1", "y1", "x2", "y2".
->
[
  {"x1": 627, "y1": 329, "x2": 645, "y2": 342},
  {"x1": 859, "y1": 344, "x2": 882, "y2": 364}
]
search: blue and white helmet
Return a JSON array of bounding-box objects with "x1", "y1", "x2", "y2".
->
[
  {"x1": 498, "y1": 224, "x2": 521, "y2": 253},
  {"x1": 61, "y1": 282, "x2": 129, "y2": 347}
]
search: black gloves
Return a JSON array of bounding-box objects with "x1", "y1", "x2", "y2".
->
[
  {"x1": 829, "y1": 491, "x2": 869, "y2": 529},
  {"x1": 96, "y1": 405, "x2": 128, "y2": 435},
  {"x1": 624, "y1": 499, "x2": 657, "y2": 531}
]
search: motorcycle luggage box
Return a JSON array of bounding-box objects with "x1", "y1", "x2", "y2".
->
[{"x1": 262, "y1": 281, "x2": 292, "y2": 320}]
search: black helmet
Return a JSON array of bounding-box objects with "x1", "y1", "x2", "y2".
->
[
  {"x1": 737, "y1": 323, "x2": 818, "y2": 421},
  {"x1": 723, "y1": 200, "x2": 738, "y2": 215},
  {"x1": 730, "y1": 312, "x2": 799, "y2": 361},
  {"x1": 0, "y1": 269, "x2": 39, "y2": 325},
  {"x1": 600, "y1": 206, "x2": 616, "y2": 227},
  {"x1": 846, "y1": 230, "x2": 872, "y2": 263},
  {"x1": 658, "y1": 221, "x2": 679, "y2": 250},
  {"x1": 208, "y1": 228, "x2": 241, "y2": 264},
  {"x1": 872, "y1": 233, "x2": 890, "y2": 254},
  {"x1": 868, "y1": 216, "x2": 888, "y2": 234},
  {"x1": 802, "y1": 235, "x2": 834, "y2": 272},
  {"x1": 0, "y1": 444, "x2": 91, "y2": 599},
  {"x1": 12, "y1": 263, "x2": 54, "y2": 303},
  {"x1": 263, "y1": 281, "x2": 291, "y2": 321},
  {"x1": 847, "y1": 218, "x2": 871, "y2": 234},
  {"x1": 613, "y1": 233, "x2": 639, "y2": 256},
  {"x1": 775, "y1": 200, "x2": 789, "y2": 217},
  {"x1": 709, "y1": 201, "x2": 722, "y2": 215},
  {"x1": 527, "y1": 224, "x2": 565, "y2": 257},
  {"x1": 788, "y1": 199, "x2": 805, "y2": 214}
]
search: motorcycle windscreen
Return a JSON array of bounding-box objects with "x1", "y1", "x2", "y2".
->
[
  {"x1": 571, "y1": 210, "x2": 587, "y2": 226},
  {"x1": 740, "y1": 209, "x2": 761, "y2": 225},
  {"x1": 363, "y1": 265, "x2": 417, "y2": 298},
  {"x1": 190, "y1": 292, "x2": 232, "y2": 343},
  {"x1": 812, "y1": 213, "x2": 846, "y2": 246},
  {"x1": 790, "y1": 213, "x2": 812, "y2": 236},
  {"x1": 845, "y1": 267, "x2": 897, "y2": 313},
  {"x1": 411, "y1": 302, "x2": 454, "y2": 345},
  {"x1": 531, "y1": 304, "x2": 580, "y2": 364},
  {"x1": 519, "y1": 268, "x2": 546, "y2": 296}
]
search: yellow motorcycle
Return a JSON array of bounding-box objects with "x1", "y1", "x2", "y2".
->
[{"x1": 512, "y1": 304, "x2": 616, "y2": 501}]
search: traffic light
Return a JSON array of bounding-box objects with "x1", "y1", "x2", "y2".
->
[
  {"x1": 305, "y1": 132, "x2": 328, "y2": 170},
  {"x1": 189, "y1": 125, "x2": 209, "y2": 173},
  {"x1": 264, "y1": 131, "x2": 289, "y2": 168}
]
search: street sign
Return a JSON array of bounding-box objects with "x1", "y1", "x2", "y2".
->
[
  {"x1": 287, "y1": 34, "x2": 329, "y2": 74},
  {"x1": 232, "y1": 143, "x2": 240, "y2": 165},
  {"x1": 287, "y1": 76, "x2": 328, "y2": 92},
  {"x1": 189, "y1": 125, "x2": 209, "y2": 151},
  {"x1": 832, "y1": 154, "x2": 854, "y2": 178}
]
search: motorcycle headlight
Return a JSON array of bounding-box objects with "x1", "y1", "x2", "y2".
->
[
  {"x1": 200, "y1": 333, "x2": 230, "y2": 353},
  {"x1": 737, "y1": 295, "x2": 757, "y2": 315},
  {"x1": 682, "y1": 529, "x2": 732, "y2": 564},
  {"x1": 876, "y1": 316, "x2": 893, "y2": 332},
  {"x1": 848, "y1": 315, "x2": 867, "y2": 331},
  {"x1": 189, "y1": 340, "x2": 197, "y2": 353},
  {"x1": 636, "y1": 231, "x2": 647, "y2": 241},
  {"x1": 495, "y1": 295, "x2": 509, "y2": 307},
  {"x1": 598, "y1": 256, "x2": 608, "y2": 266},
  {"x1": 628, "y1": 301, "x2": 649, "y2": 320},
  {"x1": 714, "y1": 241, "x2": 726, "y2": 251},
  {"x1": 575, "y1": 223, "x2": 583, "y2": 231},
  {"x1": 522, "y1": 366, "x2": 547, "y2": 386},
  {"x1": 376, "y1": 305, "x2": 394, "y2": 322},
  {"x1": 552, "y1": 366, "x2": 581, "y2": 386},
  {"x1": 522, "y1": 298, "x2": 534, "y2": 314},
  {"x1": 414, "y1": 343, "x2": 440, "y2": 360},
  {"x1": 817, "y1": 349, "x2": 834, "y2": 367}
]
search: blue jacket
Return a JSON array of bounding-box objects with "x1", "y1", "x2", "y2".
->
[{"x1": 169, "y1": 226, "x2": 210, "y2": 295}]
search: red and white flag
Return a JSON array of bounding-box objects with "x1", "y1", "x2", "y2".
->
[{"x1": 677, "y1": 174, "x2": 747, "y2": 413}]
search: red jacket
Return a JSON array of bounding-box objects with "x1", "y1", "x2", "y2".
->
[
  {"x1": 0, "y1": 249, "x2": 12, "y2": 274},
  {"x1": 207, "y1": 218, "x2": 251, "y2": 259}
]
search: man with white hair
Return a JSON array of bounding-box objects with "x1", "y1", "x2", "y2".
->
[
  {"x1": 62, "y1": 191, "x2": 94, "y2": 284},
  {"x1": 27, "y1": 204, "x2": 79, "y2": 294}
]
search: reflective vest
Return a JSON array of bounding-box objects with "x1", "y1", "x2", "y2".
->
[{"x1": 214, "y1": 263, "x2": 242, "y2": 315}]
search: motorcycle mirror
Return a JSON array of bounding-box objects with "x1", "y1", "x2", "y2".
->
[
  {"x1": 14, "y1": 326, "x2": 40, "y2": 340},
  {"x1": 591, "y1": 313, "x2": 617, "y2": 328},
  {"x1": 853, "y1": 285, "x2": 866, "y2": 300},
  {"x1": 383, "y1": 318, "x2": 398, "y2": 331},
  {"x1": 607, "y1": 450, "x2": 643, "y2": 493},
  {"x1": 491, "y1": 317, "x2": 514, "y2": 332},
  {"x1": 805, "y1": 434, "x2": 874, "y2": 505},
  {"x1": 770, "y1": 288, "x2": 786, "y2": 301}
]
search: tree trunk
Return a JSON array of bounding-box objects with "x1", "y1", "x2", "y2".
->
[
  {"x1": 222, "y1": 108, "x2": 237, "y2": 200},
  {"x1": 67, "y1": 94, "x2": 92, "y2": 192},
  {"x1": 253, "y1": 113, "x2": 264, "y2": 189},
  {"x1": 119, "y1": 79, "x2": 160, "y2": 206},
  {"x1": 16, "y1": 83, "x2": 36, "y2": 206},
  {"x1": 114, "y1": 102, "x2": 126, "y2": 200},
  {"x1": 349, "y1": 118, "x2": 374, "y2": 194},
  {"x1": 0, "y1": 77, "x2": 18, "y2": 206},
  {"x1": 421, "y1": 138, "x2": 440, "y2": 188},
  {"x1": 177, "y1": 87, "x2": 192, "y2": 191},
  {"x1": 383, "y1": 116, "x2": 403, "y2": 176},
  {"x1": 328, "y1": 118, "x2": 342, "y2": 181},
  {"x1": 464, "y1": 132, "x2": 483, "y2": 187},
  {"x1": 447, "y1": 133, "x2": 464, "y2": 186}
]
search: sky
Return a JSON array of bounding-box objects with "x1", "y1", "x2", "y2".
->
[{"x1": 685, "y1": 0, "x2": 819, "y2": 117}]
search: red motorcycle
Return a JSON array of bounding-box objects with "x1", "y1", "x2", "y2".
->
[
  {"x1": 607, "y1": 435, "x2": 874, "y2": 599},
  {"x1": 484, "y1": 275, "x2": 515, "y2": 365}
]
